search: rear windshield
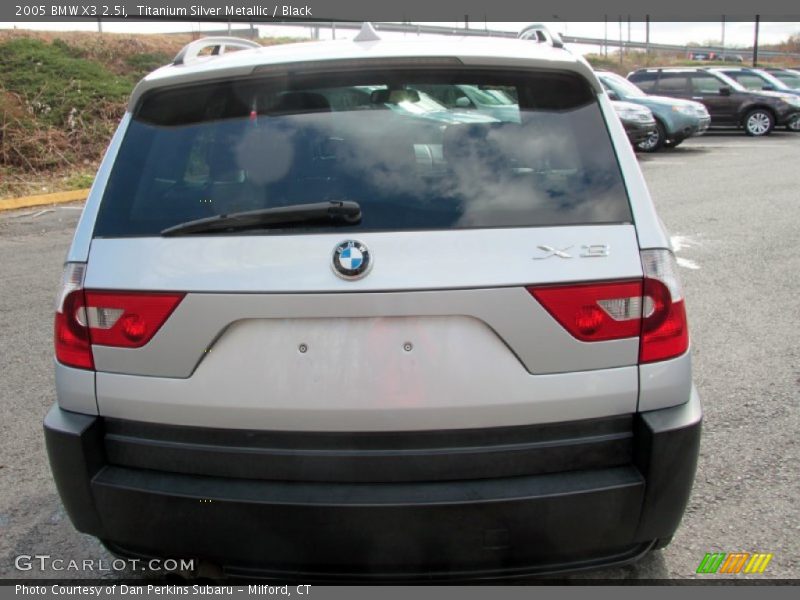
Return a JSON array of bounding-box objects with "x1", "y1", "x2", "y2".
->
[{"x1": 94, "y1": 68, "x2": 631, "y2": 237}]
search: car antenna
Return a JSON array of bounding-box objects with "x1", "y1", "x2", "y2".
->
[{"x1": 354, "y1": 22, "x2": 381, "y2": 43}]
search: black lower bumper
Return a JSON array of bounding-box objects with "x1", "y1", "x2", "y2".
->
[
  {"x1": 44, "y1": 391, "x2": 701, "y2": 580},
  {"x1": 672, "y1": 117, "x2": 711, "y2": 143},
  {"x1": 623, "y1": 119, "x2": 658, "y2": 144}
]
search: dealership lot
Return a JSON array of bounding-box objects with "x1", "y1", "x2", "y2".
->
[{"x1": 0, "y1": 131, "x2": 798, "y2": 581}]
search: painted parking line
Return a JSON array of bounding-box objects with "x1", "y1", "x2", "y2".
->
[{"x1": 671, "y1": 235, "x2": 702, "y2": 270}]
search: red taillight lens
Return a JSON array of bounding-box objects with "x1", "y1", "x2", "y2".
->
[
  {"x1": 83, "y1": 291, "x2": 185, "y2": 348},
  {"x1": 528, "y1": 281, "x2": 644, "y2": 342},
  {"x1": 55, "y1": 263, "x2": 93, "y2": 369},
  {"x1": 527, "y1": 250, "x2": 689, "y2": 364},
  {"x1": 55, "y1": 287, "x2": 94, "y2": 369},
  {"x1": 639, "y1": 250, "x2": 689, "y2": 363},
  {"x1": 55, "y1": 262, "x2": 185, "y2": 370}
]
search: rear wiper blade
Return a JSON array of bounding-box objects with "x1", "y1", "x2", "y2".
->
[{"x1": 161, "y1": 201, "x2": 361, "y2": 236}]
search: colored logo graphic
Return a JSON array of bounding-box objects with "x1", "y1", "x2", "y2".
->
[
  {"x1": 696, "y1": 552, "x2": 774, "y2": 574},
  {"x1": 332, "y1": 240, "x2": 371, "y2": 280},
  {"x1": 339, "y1": 246, "x2": 363, "y2": 270}
]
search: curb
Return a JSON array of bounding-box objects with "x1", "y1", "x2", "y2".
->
[{"x1": 0, "y1": 188, "x2": 91, "y2": 212}]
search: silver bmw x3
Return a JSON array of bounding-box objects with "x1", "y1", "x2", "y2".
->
[{"x1": 45, "y1": 27, "x2": 701, "y2": 580}]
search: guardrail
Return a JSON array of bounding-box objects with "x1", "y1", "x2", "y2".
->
[{"x1": 259, "y1": 20, "x2": 800, "y2": 60}]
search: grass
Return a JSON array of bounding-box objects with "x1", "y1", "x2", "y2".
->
[
  {"x1": 64, "y1": 172, "x2": 95, "y2": 190},
  {"x1": 123, "y1": 51, "x2": 173, "y2": 74},
  {"x1": 0, "y1": 37, "x2": 131, "y2": 128},
  {"x1": 0, "y1": 31, "x2": 303, "y2": 198}
]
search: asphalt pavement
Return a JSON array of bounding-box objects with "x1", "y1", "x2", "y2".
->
[{"x1": 0, "y1": 130, "x2": 798, "y2": 581}]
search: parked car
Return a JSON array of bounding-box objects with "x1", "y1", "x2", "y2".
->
[
  {"x1": 710, "y1": 67, "x2": 800, "y2": 131},
  {"x1": 688, "y1": 51, "x2": 716, "y2": 61},
  {"x1": 628, "y1": 67, "x2": 800, "y2": 136},
  {"x1": 720, "y1": 53, "x2": 745, "y2": 63},
  {"x1": 762, "y1": 67, "x2": 800, "y2": 90},
  {"x1": 409, "y1": 83, "x2": 520, "y2": 122},
  {"x1": 611, "y1": 100, "x2": 658, "y2": 146},
  {"x1": 46, "y1": 29, "x2": 701, "y2": 580},
  {"x1": 597, "y1": 71, "x2": 710, "y2": 151},
  {"x1": 687, "y1": 51, "x2": 741, "y2": 62},
  {"x1": 319, "y1": 86, "x2": 500, "y2": 126}
]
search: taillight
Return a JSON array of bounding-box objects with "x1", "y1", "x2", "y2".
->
[
  {"x1": 639, "y1": 249, "x2": 689, "y2": 363},
  {"x1": 526, "y1": 249, "x2": 689, "y2": 364},
  {"x1": 82, "y1": 291, "x2": 184, "y2": 348},
  {"x1": 528, "y1": 281, "x2": 644, "y2": 342},
  {"x1": 54, "y1": 263, "x2": 93, "y2": 369},
  {"x1": 55, "y1": 262, "x2": 185, "y2": 370}
]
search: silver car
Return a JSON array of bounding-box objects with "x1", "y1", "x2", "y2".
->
[{"x1": 46, "y1": 28, "x2": 701, "y2": 580}]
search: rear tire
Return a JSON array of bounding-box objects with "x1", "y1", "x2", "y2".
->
[
  {"x1": 786, "y1": 115, "x2": 800, "y2": 132},
  {"x1": 637, "y1": 120, "x2": 666, "y2": 152},
  {"x1": 743, "y1": 109, "x2": 774, "y2": 136},
  {"x1": 652, "y1": 536, "x2": 674, "y2": 550}
]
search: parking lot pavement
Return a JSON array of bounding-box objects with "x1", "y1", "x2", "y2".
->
[{"x1": 0, "y1": 131, "x2": 798, "y2": 581}]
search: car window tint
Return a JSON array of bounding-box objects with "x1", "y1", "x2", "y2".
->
[
  {"x1": 726, "y1": 73, "x2": 767, "y2": 90},
  {"x1": 773, "y1": 72, "x2": 800, "y2": 87},
  {"x1": 691, "y1": 74, "x2": 725, "y2": 94},
  {"x1": 629, "y1": 72, "x2": 657, "y2": 92},
  {"x1": 657, "y1": 74, "x2": 689, "y2": 94},
  {"x1": 94, "y1": 68, "x2": 632, "y2": 237}
]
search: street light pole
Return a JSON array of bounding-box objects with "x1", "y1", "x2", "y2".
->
[{"x1": 753, "y1": 15, "x2": 760, "y2": 67}]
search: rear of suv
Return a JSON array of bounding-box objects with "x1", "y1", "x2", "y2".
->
[
  {"x1": 46, "y1": 30, "x2": 702, "y2": 580},
  {"x1": 628, "y1": 67, "x2": 800, "y2": 136}
]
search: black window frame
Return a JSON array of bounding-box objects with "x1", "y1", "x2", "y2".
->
[{"x1": 93, "y1": 66, "x2": 634, "y2": 238}]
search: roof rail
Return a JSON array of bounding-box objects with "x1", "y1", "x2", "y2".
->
[
  {"x1": 518, "y1": 24, "x2": 564, "y2": 49},
  {"x1": 173, "y1": 36, "x2": 261, "y2": 66}
]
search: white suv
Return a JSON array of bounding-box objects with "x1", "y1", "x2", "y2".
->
[{"x1": 45, "y1": 27, "x2": 701, "y2": 580}]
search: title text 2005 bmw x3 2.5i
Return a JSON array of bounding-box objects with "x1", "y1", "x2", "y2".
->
[{"x1": 45, "y1": 26, "x2": 702, "y2": 581}]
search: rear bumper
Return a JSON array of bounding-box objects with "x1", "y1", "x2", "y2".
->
[{"x1": 44, "y1": 389, "x2": 702, "y2": 581}]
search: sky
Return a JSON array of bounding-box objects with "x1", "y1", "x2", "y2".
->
[{"x1": 1, "y1": 20, "x2": 799, "y2": 51}]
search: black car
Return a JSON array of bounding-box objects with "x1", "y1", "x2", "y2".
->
[
  {"x1": 627, "y1": 67, "x2": 800, "y2": 136},
  {"x1": 710, "y1": 67, "x2": 800, "y2": 132}
]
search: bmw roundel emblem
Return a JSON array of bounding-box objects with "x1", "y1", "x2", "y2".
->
[{"x1": 332, "y1": 240, "x2": 371, "y2": 280}]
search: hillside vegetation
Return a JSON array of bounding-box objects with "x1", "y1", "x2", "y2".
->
[{"x1": 0, "y1": 30, "x2": 297, "y2": 198}]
